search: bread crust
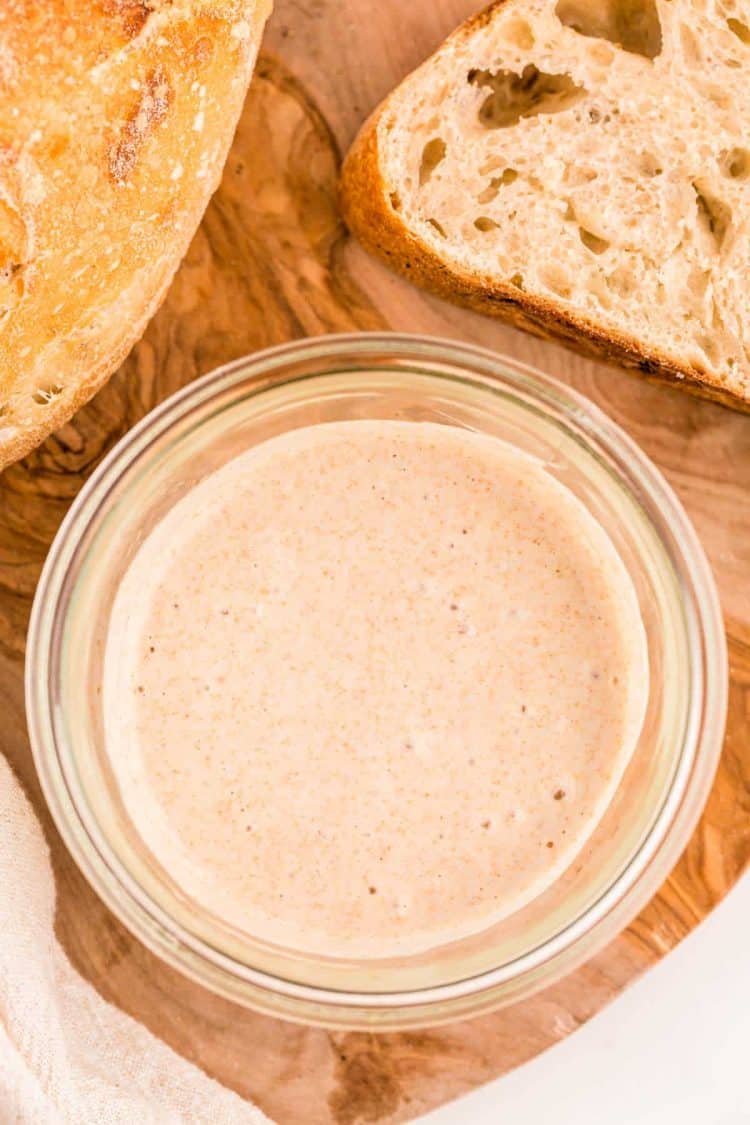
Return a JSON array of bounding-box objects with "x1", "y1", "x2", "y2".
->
[
  {"x1": 339, "y1": 0, "x2": 750, "y2": 413},
  {"x1": 0, "y1": 254, "x2": 180, "y2": 468},
  {"x1": 0, "y1": 1, "x2": 272, "y2": 470}
]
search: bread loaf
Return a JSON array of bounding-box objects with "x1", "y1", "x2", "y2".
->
[
  {"x1": 0, "y1": 0, "x2": 271, "y2": 469},
  {"x1": 340, "y1": 0, "x2": 750, "y2": 409}
]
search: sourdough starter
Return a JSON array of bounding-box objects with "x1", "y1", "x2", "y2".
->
[{"x1": 103, "y1": 421, "x2": 648, "y2": 956}]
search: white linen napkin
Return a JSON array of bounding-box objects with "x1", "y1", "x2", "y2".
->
[{"x1": 0, "y1": 753, "x2": 272, "y2": 1124}]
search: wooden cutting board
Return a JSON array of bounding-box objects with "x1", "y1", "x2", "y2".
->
[{"x1": 1, "y1": 2, "x2": 749, "y2": 1121}]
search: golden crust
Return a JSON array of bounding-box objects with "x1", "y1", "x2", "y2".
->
[
  {"x1": 0, "y1": 0, "x2": 272, "y2": 469},
  {"x1": 339, "y1": 1, "x2": 750, "y2": 414}
]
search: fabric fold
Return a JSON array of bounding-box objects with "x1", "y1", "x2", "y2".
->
[{"x1": 0, "y1": 754, "x2": 271, "y2": 1125}]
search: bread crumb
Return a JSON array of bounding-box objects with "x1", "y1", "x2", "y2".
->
[{"x1": 340, "y1": 0, "x2": 750, "y2": 406}]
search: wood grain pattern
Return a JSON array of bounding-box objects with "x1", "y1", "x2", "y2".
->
[{"x1": 1, "y1": 3, "x2": 749, "y2": 1122}]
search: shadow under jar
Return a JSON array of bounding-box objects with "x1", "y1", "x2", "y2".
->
[{"x1": 26, "y1": 333, "x2": 727, "y2": 1029}]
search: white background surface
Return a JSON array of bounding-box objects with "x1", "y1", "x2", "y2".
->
[{"x1": 424, "y1": 873, "x2": 750, "y2": 1124}]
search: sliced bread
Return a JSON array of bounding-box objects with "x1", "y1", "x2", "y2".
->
[
  {"x1": 340, "y1": 0, "x2": 750, "y2": 409},
  {"x1": 0, "y1": 0, "x2": 271, "y2": 470}
]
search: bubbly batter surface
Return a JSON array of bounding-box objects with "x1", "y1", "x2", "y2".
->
[{"x1": 104, "y1": 420, "x2": 648, "y2": 956}]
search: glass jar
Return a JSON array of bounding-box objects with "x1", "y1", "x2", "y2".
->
[{"x1": 26, "y1": 334, "x2": 727, "y2": 1028}]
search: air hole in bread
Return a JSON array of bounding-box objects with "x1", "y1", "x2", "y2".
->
[
  {"x1": 555, "y1": 0, "x2": 662, "y2": 59},
  {"x1": 607, "y1": 266, "x2": 636, "y2": 298},
  {"x1": 639, "y1": 152, "x2": 663, "y2": 176},
  {"x1": 389, "y1": 190, "x2": 402, "y2": 212},
  {"x1": 705, "y1": 86, "x2": 732, "y2": 111},
  {"x1": 679, "y1": 22, "x2": 701, "y2": 64},
  {"x1": 539, "y1": 265, "x2": 573, "y2": 298},
  {"x1": 510, "y1": 272, "x2": 525, "y2": 290},
  {"x1": 579, "y1": 228, "x2": 609, "y2": 253},
  {"x1": 31, "y1": 384, "x2": 63, "y2": 406},
  {"x1": 721, "y1": 147, "x2": 750, "y2": 180},
  {"x1": 426, "y1": 217, "x2": 447, "y2": 237},
  {"x1": 588, "y1": 40, "x2": 616, "y2": 66},
  {"x1": 503, "y1": 15, "x2": 535, "y2": 49},
  {"x1": 0, "y1": 261, "x2": 23, "y2": 283},
  {"x1": 563, "y1": 165, "x2": 598, "y2": 186},
  {"x1": 589, "y1": 278, "x2": 613, "y2": 309},
  {"x1": 686, "y1": 267, "x2": 711, "y2": 300},
  {"x1": 655, "y1": 283, "x2": 668, "y2": 307},
  {"x1": 477, "y1": 168, "x2": 518, "y2": 203},
  {"x1": 479, "y1": 156, "x2": 508, "y2": 175},
  {"x1": 695, "y1": 334, "x2": 722, "y2": 365},
  {"x1": 693, "y1": 183, "x2": 731, "y2": 249},
  {"x1": 474, "y1": 216, "x2": 500, "y2": 231},
  {"x1": 419, "y1": 137, "x2": 447, "y2": 186},
  {"x1": 727, "y1": 17, "x2": 750, "y2": 45},
  {"x1": 467, "y1": 65, "x2": 586, "y2": 129}
]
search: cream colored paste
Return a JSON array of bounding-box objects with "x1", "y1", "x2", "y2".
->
[{"x1": 104, "y1": 420, "x2": 648, "y2": 957}]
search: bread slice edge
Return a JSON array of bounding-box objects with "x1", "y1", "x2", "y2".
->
[{"x1": 339, "y1": 2, "x2": 749, "y2": 413}]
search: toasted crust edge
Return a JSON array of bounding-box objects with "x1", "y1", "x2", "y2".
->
[{"x1": 339, "y1": 2, "x2": 750, "y2": 414}]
